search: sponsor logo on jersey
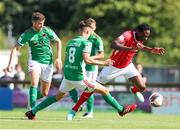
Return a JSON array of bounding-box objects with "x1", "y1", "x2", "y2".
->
[{"x1": 33, "y1": 42, "x2": 38, "y2": 46}]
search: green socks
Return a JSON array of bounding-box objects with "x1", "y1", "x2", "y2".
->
[
  {"x1": 37, "y1": 90, "x2": 44, "y2": 99},
  {"x1": 32, "y1": 96, "x2": 57, "y2": 114},
  {"x1": 69, "y1": 88, "x2": 78, "y2": 103},
  {"x1": 29, "y1": 86, "x2": 37, "y2": 108},
  {"x1": 87, "y1": 95, "x2": 94, "y2": 113},
  {"x1": 103, "y1": 93, "x2": 124, "y2": 112},
  {"x1": 29, "y1": 87, "x2": 44, "y2": 109}
]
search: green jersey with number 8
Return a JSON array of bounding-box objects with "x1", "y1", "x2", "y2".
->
[{"x1": 64, "y1": 36, "x2": 92, "y2": 81}]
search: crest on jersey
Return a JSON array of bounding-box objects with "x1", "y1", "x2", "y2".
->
[
  {"x1": 119, "y1": 35, "x2": 124, "y2": 41},
  {"x1": 42, "y1": 33, "x2": 46, "y2": 37},
  {"x1": 117, "y1": 35, "x2": 125, "y2": 45},
  {"x1": 33, "y1": 42, "x2": 38, "y2": 46}
]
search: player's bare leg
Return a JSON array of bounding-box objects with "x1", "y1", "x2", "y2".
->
[
  {"x1": 129, "y1": 75, "x2": 146, "y2": 102},
  {"x1": 40, "y1": 80, "x2": 51, "y2": 96}
]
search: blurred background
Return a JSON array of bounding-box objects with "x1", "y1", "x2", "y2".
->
[{"x1": 0, "y1": 0, "x2": 180, "y2": 114}]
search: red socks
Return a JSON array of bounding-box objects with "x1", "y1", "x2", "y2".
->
[
  {"x1": 131, "y1": 86, "x2": 145, "y2": 93},
  {"x1": 72, "y1": 92, "x2": 93, "y2": 112},
  {"x1": 131, "y1": 86, "x2": 140, "y2": 93}
]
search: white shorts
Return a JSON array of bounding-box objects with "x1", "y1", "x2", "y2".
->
[
  {"x1": 28, "y1": 60, "x2": 53, "y2": 83},
  {"x1": 96, "y1": 63, "x2": 140, "y2": 84},
  {"x1": 86, "y1": 66, "x2": 98, "y2": 81},
  {"x1": 59, "y1": 77, "x2": 96, "y2": 93}
]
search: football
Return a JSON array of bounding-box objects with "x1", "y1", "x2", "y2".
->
[{"x1": 149, "y1": 92, "x2": 163, "y2": 107}]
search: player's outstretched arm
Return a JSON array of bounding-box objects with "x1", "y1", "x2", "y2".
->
[
  {"x1": 151, "y1": 47, "x2": 166, "y2": 55},
  {"x1": 89, "y1": 51, "x2": 104, "y2": 60},
  {"x1": 136, "y1": 42, "x2": 165, "y2": 55},
  {"x1": 83, "y1": 52, "x2": 113, "y2": 66},
  {"x1": 7, "y1": 44, "x2": 21, "y2": 72}
]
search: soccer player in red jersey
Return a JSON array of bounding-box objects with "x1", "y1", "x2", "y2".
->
[
  {"x1": 69, "y1": 24, "x2": 165, "y2": 116},
  {"x1": 97, "y1": 23, "x2": 165, "y2": 102}
]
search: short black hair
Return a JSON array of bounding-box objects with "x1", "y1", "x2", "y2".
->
[{"x1": 136, "y1": 23, "x2": 150, "y2": 32}]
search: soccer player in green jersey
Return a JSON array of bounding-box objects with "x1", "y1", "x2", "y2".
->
[
  {"x1": 6, "y1": 12, "x2": 62, "y2": 110},
  {"x1": 25, "y1": 18, "x2": 136, "y2": 120},
  {"x1": 69, "y1": 18, "x2": 104, "y2": 118}
]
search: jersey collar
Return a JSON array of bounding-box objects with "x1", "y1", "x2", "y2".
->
[{"x1": 133, "y1": 31, "x2": 138, "y2": 42}]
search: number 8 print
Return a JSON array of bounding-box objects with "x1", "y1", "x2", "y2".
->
[{"x1": 68, "y1": 47, "x2": 76, "y2": 63}]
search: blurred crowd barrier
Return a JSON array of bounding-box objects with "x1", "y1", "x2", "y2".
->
[{"x1": 0, "y1": 80, "x2": 180, "y2": 114}]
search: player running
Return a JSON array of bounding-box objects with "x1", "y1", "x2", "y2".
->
[
  {"x1": 69, "y1": 24, "x2": 165, "y2": 115},
  {"x1": 6, "y1": 12, "x2": 62, "y2": 110},
  {"x1": 69, "y1": 18, "x2": 104, "y2": 118},
  {"x1": 97, "y1": 23, "x2": 165, "y2": 102},
  {"x1": 25, "y1": 18, "x2": 137, "y2": 120}
]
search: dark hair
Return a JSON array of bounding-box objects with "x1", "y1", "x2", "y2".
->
[
  {"x1": 79, "y1": 18, "x2": 96, "y2": 29},
  {"x1": 32, "y1": 12, "x2": 45, "y2": 21},
  {"x1": 136, "y1": 23, "x2": 150, "y2": 32}
]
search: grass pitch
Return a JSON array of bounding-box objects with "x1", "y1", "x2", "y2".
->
[{"x1": 0, "y1": 109, "x2": 180, "y2": 129}]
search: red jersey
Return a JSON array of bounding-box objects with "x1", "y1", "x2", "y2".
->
[{"x1": 110, "y1": 30, "x2": 143, "y2": 68}]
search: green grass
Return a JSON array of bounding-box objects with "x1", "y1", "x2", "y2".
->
[{"x1": 0, "y1": 109, "x2": 180, "y2": 129}]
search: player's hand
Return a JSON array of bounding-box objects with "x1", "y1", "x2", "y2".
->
[
  {"x1": 136, "y1": 42, "x2": 144, "y2": 50},
  {"x1": 6, "y1": 65, "x2": 14, "y2": 73},
  {"x1": 151, "y1": 47, "x2": 165, "y2": 55},
  {"x1": 54, "y1": 58, "x2": 62, "y2": 73},
  {"x1": 104, "y1": 59, "x2": 114, "y2": 66},
  {"x1": 131, "y1": 42, "x2": 144, "y2": 51}
]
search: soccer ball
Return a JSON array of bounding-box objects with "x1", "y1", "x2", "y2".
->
[{"x1": 149, "y1": 92, "x2": 163, "y2": 107}]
